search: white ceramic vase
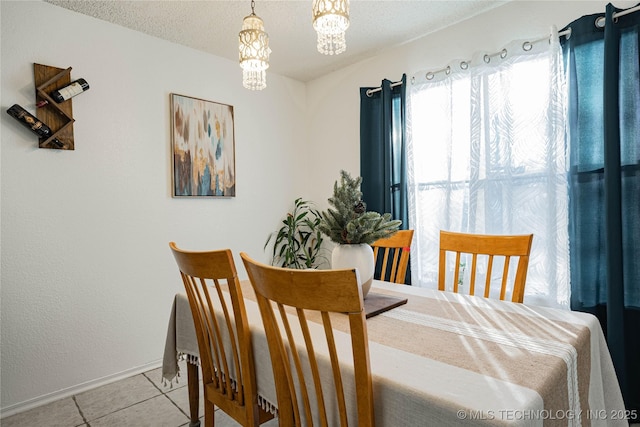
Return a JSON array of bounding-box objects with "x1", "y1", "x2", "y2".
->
[{"x1": 331, "y1": 243, "x2": 375, "y2": 298}]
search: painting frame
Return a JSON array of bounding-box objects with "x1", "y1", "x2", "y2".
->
[{"x1": 170, "y1": 93, "x2": 236, "y2": 197}]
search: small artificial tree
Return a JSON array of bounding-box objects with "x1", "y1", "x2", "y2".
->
[{"x1": 318, "y1": 170, "x2": 401, "y2": 245}]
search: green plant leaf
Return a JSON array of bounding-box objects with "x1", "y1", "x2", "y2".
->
[{"x1": 265, "y1": 198, "x2": 327, "y2": 269}]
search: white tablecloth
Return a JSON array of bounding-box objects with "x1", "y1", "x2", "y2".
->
[{"x1": 162, "y1": 280, "x2": 629, "y2": 427}]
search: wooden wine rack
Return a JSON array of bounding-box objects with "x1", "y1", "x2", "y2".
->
[{"x1": 34, "y1": 63, "x2": 75, "y2": 150}]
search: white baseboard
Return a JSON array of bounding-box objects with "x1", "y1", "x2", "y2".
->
[{"x1": 0, "y1": 359, "x2": 163, "y2": 419}]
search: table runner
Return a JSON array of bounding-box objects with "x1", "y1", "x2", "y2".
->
[{"x1": 162, "y1": 280, "x2": 627, "y2": 427}]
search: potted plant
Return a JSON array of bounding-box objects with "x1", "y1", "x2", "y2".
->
[
  {"x1": 318, "y1": 170, "x2": 401, "y2": 296},
  {"x1": 264, "y1": 198, "x2": 327, "y2": 269}
]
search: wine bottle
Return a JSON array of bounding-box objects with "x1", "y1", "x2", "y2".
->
[
  {"x1": 6, "y1": 104, "x2": 64, "y2": 148},
  {"x1": 51, "y1": 78, "x2": 90, "y2": 103}
]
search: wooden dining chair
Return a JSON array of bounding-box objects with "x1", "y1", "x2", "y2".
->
[
  {"x1": 371, "y1": 229, "x2": 414, "y2": 284},
  {"x1": 169, "y1": 243, "x2": 275, "y2": 427},
  {"x1": 240, "y1": 252, "x2": 375, "y2": 427},
  {"x1": 437, "y1": 231, "x2": 534, "y2": 303}
]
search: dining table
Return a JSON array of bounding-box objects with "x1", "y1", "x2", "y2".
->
[{"x1": 162, "y1": 279, "x2": 630, "y2": 427}]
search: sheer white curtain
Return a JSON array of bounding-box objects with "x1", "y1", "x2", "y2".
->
[{"x1": 406, "y1": 30, "x2": 570, "y2": 308}]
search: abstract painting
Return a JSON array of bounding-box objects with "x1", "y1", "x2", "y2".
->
[{"x1": 171, "y1": 94, "x2": 236, "y2": 197}]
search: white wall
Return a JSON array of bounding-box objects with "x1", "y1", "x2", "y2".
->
[
  {"x1": 0, "y1": 0, "x2": 307, "y2": 415},
  {"x1": 2, "y1": 0, "x2": 636, "y2": 418}
]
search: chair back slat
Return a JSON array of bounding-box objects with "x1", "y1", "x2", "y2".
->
[
  {"x1": 499, "y1": 256, "x2": 511, "y2": 300},
  {"x1": 321, "y1": 312, "x2": 348, "y2": 427},
  {"x1": 181, "y1": 274, "x2": 216, "y2": 385},
  {"x1": 296, "y1": 306, "x2": 321, "y2": 424},
  {"x1": 212, "y1": 280, "x2": 243, "y2": 399},
  {"x1": 469, "y1": 253, "x2": 479, "y2": 295},
  {"x1": 261, "y1": 300, "x2": 300, "y2": 425},
  {"x1": 169, "y1": 243, "x2": 274, "y2": 427},
  {"x1": 453, "y1": 251, "x2": 462, "y2": 293},
  {"x1": 189, "y1": 281, "x2": 214, "y2": 388},
  {"x1": 241, "y1": 253, "x2": 375, "y2": 427},
  {"x1": 484, "y1": 255, "x2": 495, "y2": 299},
  {"x1": 437, "y1": 231, "x2": 533, "y2": 303},
  {"x1": 371, "y1": 230, "x2": 415, "y2": 284}
]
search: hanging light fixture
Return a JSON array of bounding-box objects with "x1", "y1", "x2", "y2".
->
[
  {"x1": 238, "y1": 0, "x2": 271, "y2": 90},
  {"x1": 312, "y1": 0, "x2": 350, "y2": 55}
]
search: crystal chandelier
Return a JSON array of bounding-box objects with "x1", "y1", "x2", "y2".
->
[
  {"x1": 238, "y1": 0, "x2": 271, "y2": 90},
  {"x1": 312, "y1": 0, "x2": 350, "y2": 55}
]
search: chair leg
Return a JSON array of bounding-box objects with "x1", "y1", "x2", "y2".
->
[
  {"x1": 204, "y1": 401, "x2": 214, "y2": 427},
  {"x1": 187, "y1": 363, "x2": 201, "y2": 426}
]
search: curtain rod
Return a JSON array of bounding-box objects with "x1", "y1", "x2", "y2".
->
[
  {"x1": 561, "y1": 4, "x2": 640, "y2": 37},
  {"x1": 612, "y1": 4, "x2": 640, "y2": 19},
  {"x1": 389, "y1": 4, "x2": 638, "y2": 88},
  {"x1": 417, "y1": 28, "x2": 565, "y2": 83},
  {"x1": 365, "y1": 80, "x2": 403, "y2": 97},
  {"x1": 416, "y1": 2, "x2": 638, "y2": 85}
]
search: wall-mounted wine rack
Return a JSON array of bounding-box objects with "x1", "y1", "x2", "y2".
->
[{"x1": 34, "y1": 63, "x2": 75, "y2": 150}]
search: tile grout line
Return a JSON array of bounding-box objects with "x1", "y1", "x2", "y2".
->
[
  {"x1": 79, "y1": 394, "x2": 171, "y2": 425},
  {"x1": 75, "y1": 373, "x2": 177, "y2": 426},
  {"x1": 72, "y1": 395, "x2": 90, "y2": 427},
  {"x1": 143, "y1": 370, "x2": 192, "y2": 421}
]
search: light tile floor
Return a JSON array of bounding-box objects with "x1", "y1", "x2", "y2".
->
[
  {"x1": 1, "y1": 361, "x2": 278, "y2": 427},
  {"x1": 2, "y1": 364, "x2": 638, "y2": 426}
]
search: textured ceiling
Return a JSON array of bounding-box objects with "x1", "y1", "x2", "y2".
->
[{"x1": 45, "y1": 0, "x2": 508, "y2": 82}]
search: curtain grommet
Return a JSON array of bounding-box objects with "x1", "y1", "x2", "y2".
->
[{"x1": 522, "y1": 41, "x2": 533, "y2": 51}]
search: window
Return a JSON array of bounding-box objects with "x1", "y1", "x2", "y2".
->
[{"x1": 407, "y1": 39, "x2": 570, "y2": 308}]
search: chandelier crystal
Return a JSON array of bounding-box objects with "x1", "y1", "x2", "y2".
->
[
  {"x1": 238, "y1": 0, "x2": 271, "y2": 90},
  {"x1": 312, "y1": 0, "x2": 350, "y2": 55}
]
